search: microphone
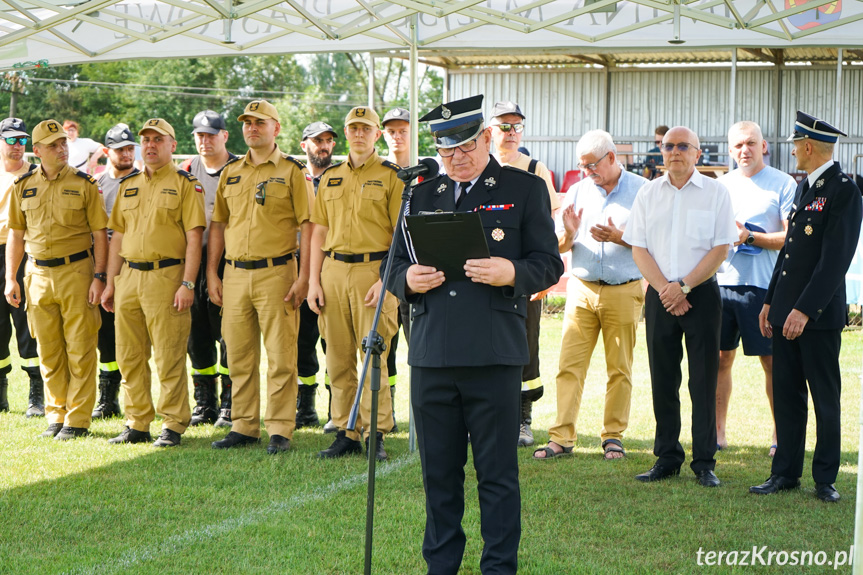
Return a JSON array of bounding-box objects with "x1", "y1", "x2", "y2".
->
[{"x1": 396, "y1": 157, "x2": 439, "y2": 182}]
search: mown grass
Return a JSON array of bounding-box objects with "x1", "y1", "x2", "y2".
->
[{"x1": 0, "y1": 316, "x2": 860, "y2": 574}]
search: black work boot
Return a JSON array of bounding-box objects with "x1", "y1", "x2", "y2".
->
[
  {"x1": 296, "y1": 383, "x2": 320, "y2": 428},
  {"x1": 214, "y1": 375, "x2": 232, "y2": 428},
  {"x1": 25, "y1": 376, "x2": 45, "y2": 418},
  {"x1": 318, "y1": 430, "x2": 362, "y2": 459},
  {"x1": 322, "y1": 383, "x2": 337, "y2": 434},
  {"x1": 190, "y1": 376, "x2": 218, "y2": 426},
  {"x1": 91, "y1": 372, "x2": 122, "y2": 419},
  {"x1": 518, "y1": 394, "x2": 534, "y2": 447},
  {"x1": 390, "y1": 385, "x2": 398, "y2": 433},
  {"x1": 365, "y1": 431, "x2": 388, "y2": 461},
  {"x1": 0, "y1": 376, "x2": 8, "y2": 412}
]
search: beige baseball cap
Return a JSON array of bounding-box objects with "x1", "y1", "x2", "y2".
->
[
  {"x1": 32, "y1": 119, "x2": 67, "y2": 145},
  {"x1": 138, "y1": 118, "x2": 176, "y2": 139},
  {"x1": 345, "y1": 106, "x2": 380, "y2": 129},
  {"x1": 238, "y1": 100, "x2": 280, "y2": 122}
]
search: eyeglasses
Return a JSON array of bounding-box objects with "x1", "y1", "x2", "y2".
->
[
  {"x1": 438, "y1": 138, "x2": 479, "y2": 158},
  {"x1": 3, "y1": 137, "x2": 28, "y2": 146},
  {"x1": 255, "y1": 182, "x2": 266, "y2": 205},
  {"x1": 493, "y1": 123, "x2": 524, "y2": 134},
  {"x1": 661, "y1": 142, "x2": 698, "y2": 152},
  {"x1": 576, "y1": 152, "x2": 609, "y2": 171}
]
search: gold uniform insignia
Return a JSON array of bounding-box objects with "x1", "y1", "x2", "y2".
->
[
  {"x1": 805, "y1": 225, "x2": 813, "y2": 235},
  {"x1": 47, "y1": 122, "x2": 59, "y2": 133},
  {"x1": 491, "y1": 228, "x2": 505, "y2": 241},
  {"x1": 249, "y1": 102, "x2": 260, "y2": 111},
  {"x1": 356, "y1": 108, "x2": 366, "y2": 117}
]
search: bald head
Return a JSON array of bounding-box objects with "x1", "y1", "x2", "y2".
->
[
  {"x1": 728, "y1": 121, "x2": 767, "y2": 177},
  {"x1": 661, "y1": 126, "x2": 702, "y2": 184}
]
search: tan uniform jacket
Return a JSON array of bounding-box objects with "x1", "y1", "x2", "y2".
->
[
  {"x1": 212, "y1": 146, "x2": 313, "y2": 260},
  {"x1": 312, "y1": 151, "x2": 402, "y2": 253},
  {"x1": 108, "y1": 163, "x2": 206, "y2": 261},
  {"x1": 8, "y1": 164, "x2": 108, "y2": 258}
]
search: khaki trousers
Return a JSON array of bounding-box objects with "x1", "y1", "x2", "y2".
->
[
  {"x1": 115, "y1": 264, "x2": 191, "y2": 434},
  {"x1": 24, "y1": 258, "x2": 100, "y2": 428},
  {"x1": 319, "y1": 258, "x2": 396, "y2": 441},
  {"x1": 550, "y1": 277, "x2": 644, "y2": 447},
  {"x1": 222, "y1": 262, "x2": 299, "y2": 439}
]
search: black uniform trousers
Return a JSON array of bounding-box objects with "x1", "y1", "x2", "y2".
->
[
  {"x1": 644, "y1": 279, "x2": 720, "y2": 473},
  {"x1": 521, "y1": 298, "x2": 543, "y2": 401},
  {"x1": 97, "y1": 306, "x2": 117, "y2": 370},
  {"x1": 0, "y1": 249, "x2": 38, "y2": 376},
  {"x1": 770, "y1": 326, "x2": 842, "y2": 484},
  {"x1": 187, "y1": 244, "x2": 228, "y2": 376},
  {"x1": 297, "y1": 299, "x2": 321, "y2": 379},
  {"x1": 412, "y1": 364, "x2": 521, "y2": 575}
]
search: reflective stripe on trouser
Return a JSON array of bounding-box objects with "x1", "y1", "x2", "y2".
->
[
  {"x1": 318, "y1": 258, "x2": 395, "y2": 441},
  {"x1": 98, "y1": 305, "x2": 119, "y2": 374},
  {"x1": 549, "y1": 277, "x2": 644, "y2": 447},
  {"x1": 114, "y1": 264, "x2": 192, "y2": 434},
  {"x1": 222, "y1": 262, "x2": 299, "y2": 439},
  {"x1": 23, "y1": 258, "x2": 100, "y2": 427}
]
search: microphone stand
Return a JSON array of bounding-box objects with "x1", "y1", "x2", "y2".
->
[{"x1": 347, "y1": 174, "x2": 416, "y2": 575}]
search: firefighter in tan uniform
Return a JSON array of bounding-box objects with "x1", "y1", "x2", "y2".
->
[
  {"x1": 5, "y1": 119, "x2": 108, "y2": 440},
  {"x1": 208, "y1": 99, "x2": 313, "y2": 455},
  {"x1": 308, "y1": 106, "x2": 401, "y2": 461},
  {"x1": 101, "y1": 118, "x2": 205, "y2": 448}
]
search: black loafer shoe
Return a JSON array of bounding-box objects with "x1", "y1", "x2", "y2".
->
[
  {"x1": 267, "y1": 434, "x2": 291, "y2": 454},
  {"x1": 212, "y1": 431, "x2": 260, "y2": 449},
  {"x1": 749, "y1": 475, "x2": 800, "y2": 494},
  {"x1": 318, "y1": 430, "x2": 362, "y2": 459},
  {"x1": 695, "y1": 469, "x2": 721, "y2": 487},
  {"x1": 635, "y1": 464, "x2": 680, "y2": 483},
  {"x1": 54, "y1": 426, "x2": 89, "y2": 441},
  {"x1": 365, "y1": 432, "x2": 388, "y2": 462},
  {"x1": 815, "y1": 483, "x2": 840, "y2": 503},
  {"x1": 153, "y1": 428, "x2": 182, "y2": 448},
  {"x1": 108, "y1": 426, "x2": 152, "y2": 444},
  {"x1": 39, "y1": 423, "x2": 64, "y2": 438}
]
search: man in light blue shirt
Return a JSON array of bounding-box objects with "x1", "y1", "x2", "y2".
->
[
  {"x1": 715, "y1": 121, "x2": 795, "y2": 456},
  {"x1": 533, "y1": 130, "x2": 647, "y2": 461}
]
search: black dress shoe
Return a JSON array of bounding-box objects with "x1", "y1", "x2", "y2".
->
[
  {"x1": 365, "y1": 432, "x2": 388, "y2": 461},
  {"x1": 212, "y1": 431, "x2": 260, "y2": 449},
  {"x1": 815, "y1": 483, "x2": 840, "y2": 503},
  {"x1": 266, "y1": 434, "x2": 291, "y2": 455},
  {"x1": 695, "y1": 469, "x2": 721, "y2": 487},
  {"x1": 319, "y1": 430, "x2": 362, "y2": 459},
  {"x1": 749, "y1": 475, "x2": 800, "y2": 494},
  {"x1": 39, "y1": 423, "x2": 64, "y2": 438},
  {"x1": 635, "y1": 464, "x2": 680, "y2": 483},
  {"x1": 153, "y1": 428, "x2": 182, "y2": 448},
  {"x1": 54, "y1": 426, "x2": 89, "y2": 441},
  {"x1": 108, "y1": 426, "x2": 152, "y2": 444}
]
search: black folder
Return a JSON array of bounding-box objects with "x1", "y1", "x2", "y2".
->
[{"x1": 405, "y1": 212, "x2": 490, "y2": 279}]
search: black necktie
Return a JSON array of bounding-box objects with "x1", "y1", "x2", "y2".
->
[
  {"x1": 795, "y1": 178, "x2": 810, "y2": 207},
  {"x1": 455, "y1": 181, "x2": 470, "y2": 208}
]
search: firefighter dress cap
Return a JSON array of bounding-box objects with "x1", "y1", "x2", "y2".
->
[
  {"x1": 787, "y1": 111, "x2": 846, "y2": 143},
  {"x1": 420, "y1": 95, "x2": 485, "y2": 149}
]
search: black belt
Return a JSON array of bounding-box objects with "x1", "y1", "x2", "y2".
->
[
  {"x1": 327, "y1": 251, "x2": 387, "y2": 263},
  {"x1": 29, "y1": 249, "x2": 90, "y2": 268},
  {"x1": 584, "y1": 277, "x2": 640, "y2": 286},
  {"x1": 226, "y1": 253, "x2": 295, "y2": 269},
  {"x1": 127, "y1": 258, "x2": 183, "y2": 271}
]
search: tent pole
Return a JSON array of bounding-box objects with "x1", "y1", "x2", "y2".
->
[
  {"x1": 409, "y1": 13, "x2": 419, "y2": 454},
  {"x1": 729, "y1": 48, "x2": 737, "y2": 171},
  {"x1": 835, "y1": 48, "x2": 843, "y2": 127},
  {"x1": 368, "y1": 53, "x2": 375, "y2": 108}
]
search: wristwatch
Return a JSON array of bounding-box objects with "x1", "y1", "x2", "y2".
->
[
  {"x1": 745, "y1": 232, "x2": 756, "y2": 245},
  {"x1": 678, "y1": 280, "x2": 691, "y2": 295},
  {"x1": 182, "y1": 280, "x2": 195, "y2": 290},
  {"x1": 94, "y1": 272, "x2": 107, "y2": 282}
]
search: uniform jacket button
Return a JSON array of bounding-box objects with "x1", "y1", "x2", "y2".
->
[
  {"x1": 781, "y1": 271, "x2": 786, "y2": 276},
  {"x1": 785, "y1": 254, "x2": 789, "y2": 259},
  {"x1": 449, "y1": 290, "x2": 457, "y2": 297},
  {"x1": 818, "y1": 309, "x2": 823, "y2": 314}
]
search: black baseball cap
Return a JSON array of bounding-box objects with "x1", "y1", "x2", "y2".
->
[
  {"x1": 105, "y1": 124, "x2": 136, "y2": 149},
  {"x1": 192, "y1": 110, "x2": 227, "y2": 135},
  {"x1": 0, "y1": 118, "x2": 28, "y2": 138},
  {"x1": 302, "y1": 121, "x2": 338, "y2": 140},
  {"x1": 382, "y1": 108, "x2": 410, "y2": 126}
]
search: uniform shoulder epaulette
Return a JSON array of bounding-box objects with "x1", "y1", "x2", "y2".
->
[
  {"x1": 177, "y1": 169, "x2": 199, "y2": 182},
  {"x1": 119, "y1": 170, "x2": 141, "y2": 183},
  {"x1": 283, "y1": 154, "x2": 307, "y2": 170},
  {"x1": 13, "y1": 169, "x2": 36, "y2": 185},
  {"x1": 381, "y1": 159, "x2": 401, "y2": 172},
  {"x1": 320, "y1": 163, "x2": 342, "y2": 177},
  {"x1": 224, "y1": 154, "x2": 241, "y2": 167},
  {"x1": 74, "y1": 170, "x2": 98, "y2": 185}
]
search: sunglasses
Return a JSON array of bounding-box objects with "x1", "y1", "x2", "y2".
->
[
  {"x1": 3, "y1": 137, "x2": 28, "y2": 146},
  {"x1": 661, "y1": 142, "x2": 698, "y2": 152},
  {"x1": 255, "y1": 182, "x2": 266, "y2": 205},
  {"x1": 494, "y1": 123, "x2": 524, "y2": 133}
]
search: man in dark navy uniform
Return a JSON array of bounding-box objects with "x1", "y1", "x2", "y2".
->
[
  {"x1": 750, "y1": 111, "x2": 862, "y2": 503},
  {"x1": 385, "y1": 95, "x2": 563, "y2": 575}
]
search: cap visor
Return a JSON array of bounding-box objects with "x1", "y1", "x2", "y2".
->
[
  {"x1": 1, "y1": 130, "x2": 28, "y2": 138},
  {"x1": 107, "y1": 141, "x2": 136, "y2": 149},
  {"x1": 192, "y1": 127, "x2": 221, "y2": 135},
  {"x1": 37, "y1": 133, "x2": 66, "y2": 145},
  {"x1": 435, "y1": 124, "x2": 484, "y2": 149}
]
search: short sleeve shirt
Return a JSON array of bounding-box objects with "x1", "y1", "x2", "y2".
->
[
  {"x1": 67, "y1": 137, "x2": 101, "y2": 169},
  {"x1": 212, "y1": 146, "x2": 313, "y2": 261},
  {"x1": 108, "y1": 163, "x2": 206, "y2": 261},
  {"x1": 8, "y1": 164, "x2": 108, "y2": 259},
  {"x1": 312, "y1": 151, "x2": 402, "y2": 254},
  {"x1": 0, "y1": 162, "x2": 35, "y2": 243}
]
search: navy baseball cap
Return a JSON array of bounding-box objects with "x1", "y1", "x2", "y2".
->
[
  {"x1": 105, "y1": 123, "x2": 136, "y2": 148},
  {"x1": 382, "y1": 108, "x2": 410, "y2": 126},
  {"x1": 192, "y1": 110, "x2": 227, "y2": 135},
  {"x1": 0, "y1": 118, "x2": 28, "y2": 138},
  {"x1": 302, "y1": 121, "x2": 338, "y2": 140}
]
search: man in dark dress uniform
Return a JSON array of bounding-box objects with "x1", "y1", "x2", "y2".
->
[
  {"x1": 750, "y1": 111, "x2": 862, "y2": 503},
  {"x1": 385, "y1": 95, "x2": 563, "y2": 575}
]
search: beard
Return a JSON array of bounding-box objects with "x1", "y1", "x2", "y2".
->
[{"x1": 308, "y1": 150, "x2": 332, "y2": 170}]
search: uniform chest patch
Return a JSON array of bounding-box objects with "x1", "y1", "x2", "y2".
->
[
  {"x1": 162, "y1": 188, "x2": 178, "y2": 196},
  {"x1": 226, "y1": 176, "x2": 241, "y2": 185},
  {"x1": 194, "y1": 183, "x2": 203, "y2": 194},
  {"x1": 803, "y1": 197, "x2": 826, "y2": 211},
  {"x1": 124, "y1": 188, "x2": 138, "y2": 197},
  {"x1": 22, "y1": 188, "x2": 37, "y2": 198},
  {"x1": 268, "y1": 177, "x2": 286, "y2": 184},
  {"x1": 62, "y1": 189, "x2": 80, "y2": 196},
  {"x1": 328, "y1": 178, "x2": 343, "y2": 186},
  {"x1": 365, "y1": 179, "x2": 383, "y2": 187}
]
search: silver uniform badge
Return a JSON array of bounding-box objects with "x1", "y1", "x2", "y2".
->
[
  {"x1": 815, "y1": 179, "x2": 824, "y2": 188},
  {"x1": 842, "y1": 177, "x2": 848, "y2": 182},
  {"x1": 437, "y1": 183, "x2": 447, "y2": 194},
  {"x1": 441, "y1": 106, "x2": 451, "y2": 119},
  {"x1": 484, "y1": 177, "x2": 496, "y2": 187}
]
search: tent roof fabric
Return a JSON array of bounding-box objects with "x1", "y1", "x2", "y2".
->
[{"x1": 1, "y1": 0, "x2": 862, "y2": 71}]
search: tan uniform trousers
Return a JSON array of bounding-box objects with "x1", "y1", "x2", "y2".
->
[
  {"x1": 221, "y1": 262, "x2": 299, "y2": 439},
  {"x1": 114, "y1": 264, "x2": 192, "y2": 434},
  {"x1": 319, "y1": 257, "x2": 396, "y2": 441},
  {"x1": 24, "y1": 257, "x2": 100, "y2": 428},
  {"x1": 550, "y1": 277, "x2": 644, "y2": 447}
]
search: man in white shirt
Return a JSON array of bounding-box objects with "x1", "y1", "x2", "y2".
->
[
  {"x1": 623, "y1": 126, "x2": 737, "y2": 487},
  {"x1": 63, "y1": 120, "x2": 105, "y2": 174}
]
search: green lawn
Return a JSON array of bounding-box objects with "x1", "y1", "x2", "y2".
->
[{"x1": 0, "y1": 316, "x2": 860, "y2": 574}]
